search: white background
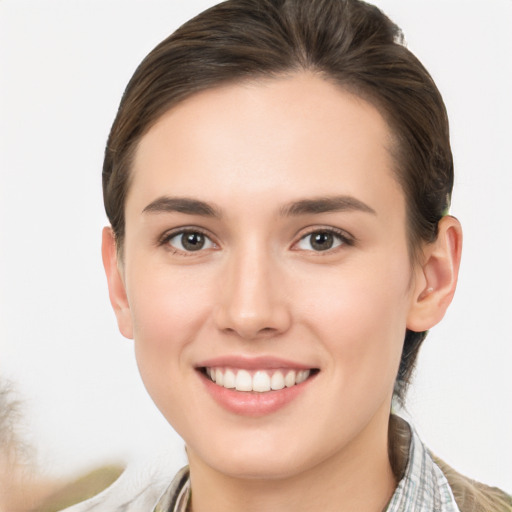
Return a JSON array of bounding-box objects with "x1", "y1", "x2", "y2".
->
[{"x1": 0, "y1": 0, "x2": 511, "y2": 492}]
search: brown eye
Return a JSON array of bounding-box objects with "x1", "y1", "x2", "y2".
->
[
  {"x1": 296, "y1": 230, "x2": 347, "y2": 252},
  {"x1": 310, "y1": 232, "x2": 334, "y2": 251},
  {"x1": 166, "y1": 231, "x2": 214, "y2": 252},
  {"x1": 181, "y1": 232, "x2": 205, "y2": 251}
]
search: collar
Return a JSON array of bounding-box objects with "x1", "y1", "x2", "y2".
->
[
  {"x1": 155, "y1": 416, "x2": 460, "y2": 512},
  {"x1": 385, "y1": 415, "x2": 460, "y2": 511}
]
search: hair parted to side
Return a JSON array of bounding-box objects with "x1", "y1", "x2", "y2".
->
[{"x1": 102, "y1": 0, "x2": 453, "y2": 402}]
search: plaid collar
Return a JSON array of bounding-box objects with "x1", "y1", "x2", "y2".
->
[
  {"x1": 384, "y1": 418, "x2": 460, "y2": 512},
  {"x1": 155, "y1": 417, "x2": 460, "y2": 512}
]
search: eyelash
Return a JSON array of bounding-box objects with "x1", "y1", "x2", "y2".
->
[
  {"x1": 293, "y1": 227, "x2": 355, "y2": 253},
  {"x1": 158, "y1": 226, "x2": 355, "y2": 255},
  {"x1": 158, "y1": 228, "x2": 217, "y2": 256}
]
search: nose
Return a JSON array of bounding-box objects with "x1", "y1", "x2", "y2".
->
[{"x1": 213, "y1": 245, "x2": 292, "y2": 340}]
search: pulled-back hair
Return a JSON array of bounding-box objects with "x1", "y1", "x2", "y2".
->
[{"x1": 102, "y1": 0, "x2": 453, "y2": 402}]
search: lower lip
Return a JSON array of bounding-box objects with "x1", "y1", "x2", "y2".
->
[{"x1": 200, "y1": 371, "x2": 315, "y2": 417}]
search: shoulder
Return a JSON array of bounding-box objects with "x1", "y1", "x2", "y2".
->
[
  {"x1": 389, "y1": 414, "x2": 511, "y2": 512},
  {"x1": 36, "y1": 465, "x2": 123, "y2": 512},
  {"x1": 432, "y1": 456, "x2": 512, "y2": 512},
  {"x1": 58, "y1": 462, "x2": 179, "y2": 512}
]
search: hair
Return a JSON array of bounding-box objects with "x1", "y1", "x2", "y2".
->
[
  {"x1": 102, "y1": 0, "x2": 453, "y2": 402},
  {"x1": 0, "y1": 380, "x2": 22, "y2": 464}
]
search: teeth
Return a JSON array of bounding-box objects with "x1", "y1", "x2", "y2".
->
[
  {"x1": 253, "y1": 371, "x2": 271, "y2": 392},
  {"x1": 235, "y1": 370, "x2": 252, "y2": 391},
  {"x1": 223, "y1": 369, "x2": 236, "y2": 389},
  {"x1": 270, "y1": 371, "x2": 285, "y2": 390},
  {"x1": 284, "y1": 370, "x2": 296, "y2": 388},
  {"x1": 296, "y1": 370, "x2": 309, "y2": 384},
  {"x1": 205, "y1": 367, "x2": 311, "y2": 392}
]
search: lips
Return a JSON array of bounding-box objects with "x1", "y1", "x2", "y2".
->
[{"x1": 196, "y1": 357, "x2": 318, "y2": 416}]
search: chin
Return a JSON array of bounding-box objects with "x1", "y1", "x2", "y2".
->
[
  {"x1": 186, "y1": 429, "x2": 327, "y2": 482},
  {"x1": 207, "y1": 454, "x2": 308, "y2": 481}
]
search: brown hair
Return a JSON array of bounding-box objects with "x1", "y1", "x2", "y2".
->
[{"x1": 102, "y1": 0, "x2": 453, "y2": 402}]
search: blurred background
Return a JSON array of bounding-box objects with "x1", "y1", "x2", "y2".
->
[{"x1": 1, "y1": 0, "x2": 511, "y2": 503}]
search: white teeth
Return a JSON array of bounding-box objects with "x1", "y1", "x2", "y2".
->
[
  {"x1": 270, "y1": 371, "x2": 285, "y2": 390},
  {"x1": 235, "y1": 370, "x2": 252, "y2": 391},
  {"x1": 284, "y1": 370, "x2": 296, "y2": 388},
  {"x1": 223, "y1": 369, "x2": 236, "y2": 389},
  {"x1": 296, "y1": 370, "x2": 310, "y2": 384},
  {"x1": 205, "y1": 367, "x2": 312, "y2": 392},
  {"x1": 253, "y1": 371, "x2": 271, "y2": 392}
]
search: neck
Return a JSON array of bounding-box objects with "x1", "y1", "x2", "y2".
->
[{"x1": 187, "y1": 411, "x2": 397, "y2": 512}]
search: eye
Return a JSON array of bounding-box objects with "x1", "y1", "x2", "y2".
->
[
  {"x1": 295, "y1": 229, "x2": 349, "y2": 252},
  {"x1": 165, "y1": 230, "x2": 216, "y2": 252}
]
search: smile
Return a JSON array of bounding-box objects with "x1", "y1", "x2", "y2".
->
[
  {"x1": 203, "y1": 367, "x2": 313, "y2": 393},
  {"x1": 197, "y1": 359, "x2": 319, "y2": 416}
]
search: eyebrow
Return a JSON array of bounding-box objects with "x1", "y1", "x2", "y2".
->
[
  {"x1": 280, "y1": 196, "x2": 376, "y2": 216},
  {"x1": 141, "y1": 195, "x2": 376, "y2": 219},
  {"x1": 142, "y1": 196, "x2": 222, "y2": 217}
]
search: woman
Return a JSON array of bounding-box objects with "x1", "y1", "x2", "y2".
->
[{"x1": 65, "y1": 0, "x2": 511, "y2": 510}]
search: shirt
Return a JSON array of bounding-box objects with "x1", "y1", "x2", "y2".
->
[
  {"x1": 62, "y1": 416, "x2": 508, "y2": 512},
  {"x1": 152, "y1": 417, "x2": 460, "y2": 512}
]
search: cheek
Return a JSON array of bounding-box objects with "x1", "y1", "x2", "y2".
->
[
  {"x1": 128, "y1": 264, "x2": 217, "y2": 420},
  {"x1": 295, "y1": 254, "x2": 412, "y2": 386},
  {"x1": 127, "y1": 262, "x2": 213, "y2": 370}
]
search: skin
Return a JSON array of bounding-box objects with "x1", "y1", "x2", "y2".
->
[{"x1": 103, "y1": 73, "x2": 462, "y2": 512}]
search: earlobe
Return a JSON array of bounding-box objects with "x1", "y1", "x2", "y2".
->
[
  {"x1": 407, "y1": 216, "x2": 463, "y2": 332},
  {"x1": 101, "y1": 227, "x2": 134, "y2": 339}
]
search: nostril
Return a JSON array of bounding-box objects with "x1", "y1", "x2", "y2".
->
[{"x1": 224, "y1": 325, "x2": 281, "y2": 341}]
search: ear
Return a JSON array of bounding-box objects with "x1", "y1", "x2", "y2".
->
[
  {"x1": 101, "y1": 227, "x2": 134, "y2": 339},
  {"x1": 407, "y1": 216, "x2": 463, "y2": 332}
]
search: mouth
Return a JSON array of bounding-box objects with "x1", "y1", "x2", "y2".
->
[{"x1": 199, "y1": 367, "x2": 319, "y2": 393}]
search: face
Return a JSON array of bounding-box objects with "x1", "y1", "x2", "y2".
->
[{"x1": 110, "y1": 73, "x2": 426, "y2": 480}]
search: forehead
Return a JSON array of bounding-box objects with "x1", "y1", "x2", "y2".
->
[{"x1": 127, "y1": 72, "x2": 403, "y2": 218}]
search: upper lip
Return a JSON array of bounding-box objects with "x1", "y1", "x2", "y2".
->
[{"x1": 195, "y1": 355, "x2": 316, "y2": 371}]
